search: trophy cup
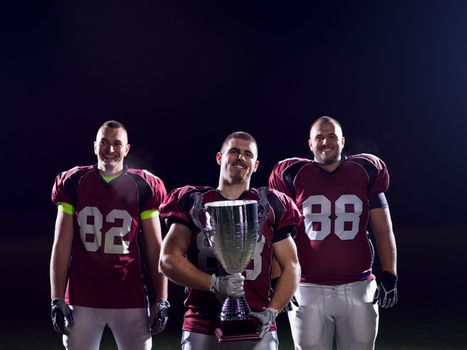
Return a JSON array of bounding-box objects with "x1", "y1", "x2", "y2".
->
[{"x1": 191, "y1": 192, "x2": 270, "y2": 342}]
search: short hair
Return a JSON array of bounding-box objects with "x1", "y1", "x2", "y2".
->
[
  {"x1": 220, "y1": 131, "x2": 258, "y2": 154},
  {"x1": 97, "y1": 120, "x2": 129, "y2": 143},
  {"x1": 310, "y1": 116, "x2": 343, "y2": 134},
  {"x1": 100, "y1": 120, "x2": 127, "y2": 131}
]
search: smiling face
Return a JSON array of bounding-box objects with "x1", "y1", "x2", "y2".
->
[
  {"x1": 94, "y1": 126, "x2": 130, "y2": 175},
  {"x1": 309, "y1": 119, "x2": 345, "y2": 167},
  {"x1": 216, "y1": 137, "x2": 259, "y2": 186}
]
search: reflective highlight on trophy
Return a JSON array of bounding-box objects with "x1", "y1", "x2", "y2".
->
[
  {"x1": 205, "y1": 200, "x2": 258, "y2": 323},
  {"x1": 191, "y1": 193, "x2": 269, "y2": 342}
]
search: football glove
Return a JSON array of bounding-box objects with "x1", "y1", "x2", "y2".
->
[
  {"x1": 375, "y1": 271, "x2": 398, "y2": 308},
  {"x1": 51, "y1": 298, "x2": 74, "y2": 335},
  {"x1": 210, "y1": 273, "x2": 245, "y2": 298},
  {"x1": 249, "y1": 307, "x2": 279, "y2": 338},
  {"x1": 281, "y1": 295, "x2": 299, "y2": 312},
  {"x1": 149, "y1": 298, "x2": 170, "y2": 335}
]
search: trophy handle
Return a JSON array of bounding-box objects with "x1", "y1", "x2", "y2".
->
[
  {"x1": 190, "y1": 192, "x2": 213, "y2": 247},
  {"x1": 257, "y1": 188, "x2": 271, "y2": 241}
]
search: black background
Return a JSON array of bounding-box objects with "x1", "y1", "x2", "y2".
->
[{"x1": 1, "y1": 1, "x2": 466, "y2": 346}]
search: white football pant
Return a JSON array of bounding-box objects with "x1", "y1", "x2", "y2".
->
[
  {"x1": 181, "y1": 330, "x2": 279, "y2": 350},
  {"x1": 63, "y1": 306, "x2": 151, "y2": 350},
  {"x1": 288, "y1": 280, "x2": 378, "y2": 350}
]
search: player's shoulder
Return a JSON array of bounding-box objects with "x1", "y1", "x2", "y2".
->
[
  {"x1": 257, "y1": 187, "x2": 295, "y2": 206},
  {"x1": 56, "y1": 165, "x2": 93, "y2": 181},
  {"x1": 127, "y1": 168, "x2": 164, "y2": 185},
  {"x1": 272, "y1": 157, "x2": 311, "y2": 173},
  {"x1": 270, "y1": 157, "x2": 312, "y2": 184},
  {"x1": 347, "y1": 153, "x2": 387, "y2": 171},
  {"x1": 276, "y1": 157, "x2": 310, "y2": 167},
  {"x1": 167, "y1": 185, "x2": 213, "y2": 200}
]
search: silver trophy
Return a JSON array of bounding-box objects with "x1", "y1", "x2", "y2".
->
[{"x1": 191, "y1": 190, "x2": 270, "y2": 342}]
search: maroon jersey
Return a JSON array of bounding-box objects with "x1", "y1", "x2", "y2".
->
[
  {"x1": 269, "y1": 154, "x2": 390, "y2": 285},
  {"x1": 51, "y1": 165, "x2": 167, "y2": 308},
  {"x1": 159, "y1": 186, "x2": 301, "y2": 335}
]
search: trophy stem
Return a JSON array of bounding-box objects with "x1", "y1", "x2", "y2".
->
[{"x1": 220, "y1": 296, "x2": 251, "y2": 321}]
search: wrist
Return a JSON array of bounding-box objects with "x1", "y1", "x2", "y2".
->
[
  {"x1": 266, "y1": 307, "x2": 279, "y2": 319},
  {"x1": 209, "y1": 274, "x2": 217, "y2": 294},
  {"x1": 381, "y1": 271, "x2": 398, "y2": 284},
  {"x1": 157, "y1": 299, "x2": 170, "y2": 307},
  {"x1": 51, "y1": 298, "x2": 65, "y2": 306}
]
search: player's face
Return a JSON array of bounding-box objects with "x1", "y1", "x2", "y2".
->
[
  {"x1": 94, "y1": 126, "x2": 130, "y2": 174},
  {"x1": 216, "y1": 138, "x2": 259, "y2": 185},
  {"x1": 309, "y1": 121, "x2": 345, "y2": 165}
]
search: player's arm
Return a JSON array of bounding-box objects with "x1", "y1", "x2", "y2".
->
[
  {"x1": 370, "y1": 206, "x2": 398, "y2": 308},
  {"x1": 159, "y1": 222, "x2": 212, "y2": 291},
  {"x1": 141, "y1": 213, "x2": 168, "y2": 301},
  {"x1": 249, "y1": 234, "x2": 300, "y2": 338},
  {"x1": 159, "y1": 222, "x2": 244, "y2": 297},
  {"x1": 142, "y1": 213, "x2": 171, "y2": 335},
  {"x1": 369, "y1": 207, "x2": 397, "y2": 275},
  {"x1": 268, "y1": 235, "x2": 300, "y2": 311},
  {"x1": 49, "y1": 207, "x2": 75, "y2": 335},
  {"x1": 50, "y1": 208, "x2": 73, "y2": 299}
]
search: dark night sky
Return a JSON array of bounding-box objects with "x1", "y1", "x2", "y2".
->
[{"x1": 2, "y1": 1, "x2": 467, "y2": 234}]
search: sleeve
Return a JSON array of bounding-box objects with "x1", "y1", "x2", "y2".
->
[
  {"x1": 268, "y1": 161, "x2": 294, "y2": 198},
  {"x1": 51, "y1": 168, "x2": 77, "y2": 206},
  {"x1": 159, "y1": 186, "x2": 195, "y2": 228},
  {"x1": 365, "y1": 154, "x2": 390, "y2": 196},
  {"x1": 141, "y1": 171, "x2": 168, "y2": 211},
  {"x1": 268, "y1": 189, "x2": 303, "y2": 242}
]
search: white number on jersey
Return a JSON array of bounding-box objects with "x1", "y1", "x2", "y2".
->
[
  {"x1": 78, "y1": 206, "x2": 132, "y2": 254},
  {"x1": 302, "y1": 194, "x2": 362, "y2": 240}
]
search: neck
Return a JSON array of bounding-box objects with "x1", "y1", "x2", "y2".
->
[
  {"x1": 316, "y1": 159, "x2": 341, "y2": 172},
  {"x1": 98, "y1": 165, "x2": 124, "y2": 177},
  {"x1": 217, "y1": 181, "x2": 250, "y2": 200}
]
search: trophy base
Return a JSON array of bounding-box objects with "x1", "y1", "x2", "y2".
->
[{"x1": 215, "y1": 318, "x2": 261, "y2": 342}]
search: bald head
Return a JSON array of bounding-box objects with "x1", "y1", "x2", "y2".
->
[{"x1": 308, "y1": 116, "x2": 345, "y2": 167}]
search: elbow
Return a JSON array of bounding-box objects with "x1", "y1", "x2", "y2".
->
[
  {"x1": 293, "y1": 262, "x2": 301, "y2": 286},
  {"x1": 158, "y1": 253, "x2": 173, "y2": 277}
]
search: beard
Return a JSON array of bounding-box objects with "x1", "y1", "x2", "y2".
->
[
  {"x1": 226, "y1": 163, "x2": 250, "y2": 184},
  {"x1": 314, "y1": 148, "x2": 341, "y2": 165},
  {"x1": 229, "y1": 170, "x2": 248, "y2": 184}
]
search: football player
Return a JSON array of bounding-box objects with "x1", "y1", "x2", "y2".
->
[
  {"x1": 159, "y1": 131, "x2": 302, "y2": 350},
  {"x1": 269, "y1": 116, "x2": 398, "y2": 350},
  {"x1": 50, "y1": 120, "x2": 169, "y2": 350}
]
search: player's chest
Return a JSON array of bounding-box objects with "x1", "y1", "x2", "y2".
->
[
  {"x1": 294, "y1": 166, "x2": 369, "y2": 206},
  {"x1": 75, "y1": 178, "x2": 138, "y2": 213}
]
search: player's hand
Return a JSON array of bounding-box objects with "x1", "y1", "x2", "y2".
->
[
  {"x1": 210, "y1": 273, "x2": 245, "y2": 298},
  {"x1": 249, "y1": 307, "x2": 278, "y2": 338},
  {"x1": 51, "y1": 298, "x2": 74, "y2": 335},
  {"x1": 375, "y1": 271, "x2": 398, "y2": 308},
  {"x1": 149, "y1": 299, "x2": 170, "y2": 335}
]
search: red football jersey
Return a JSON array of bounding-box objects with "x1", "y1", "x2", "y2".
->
[
  {"x1": 51, "y1": 165, "x2": 167, "y2": 308},
  {"x1": 269, "y1": 154, "x2": 390, "y2": 285},
  {"x1": 159, "y1": 186, "x2": 302, "y2": 335}
]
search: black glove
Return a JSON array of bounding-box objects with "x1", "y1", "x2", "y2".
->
[
  {"x1": 249, "y1": 307, "x2": 278, "y2": 338},
  {"x1": 210, "y1": 273, "x2": 245, "y2": 298},
  {"x1": 51, "y1": 298, "x2": 74, "y2": 335},
  {"x1": 149, "y1": 299, "x2": 170, "y2": 335},
  {"x1": 281, "y1": 295, "x2": 299, "y2": 312},
  {"x1": 374, "y1": 271, "x2": 398, "y2": 308}
]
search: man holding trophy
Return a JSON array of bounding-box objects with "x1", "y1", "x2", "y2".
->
[{"x1": 159, "y1": 131, "x2": 302, "y2": 349}]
